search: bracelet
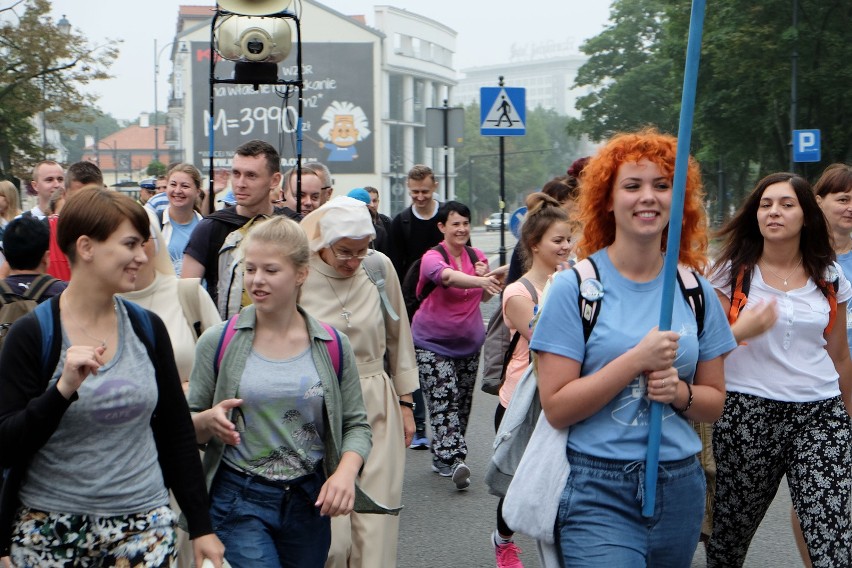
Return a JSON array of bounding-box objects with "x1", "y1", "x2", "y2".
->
[
  {"x1": 673, "y1": 381, "x2": 694, "y2": 415},
  {"x1": 398, "y1": 400, "x2": 415, "y2": 411}
]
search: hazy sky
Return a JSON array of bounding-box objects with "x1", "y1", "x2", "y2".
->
[{"x1": 45, "y1": 0, "x2": 612, "y2": 120}]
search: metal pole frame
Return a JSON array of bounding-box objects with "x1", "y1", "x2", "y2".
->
[
  {"x1": 208, "y1": 9, "x2": 304, "y2": 215},
  {"x1": 497, "y1": 76, "x2": 506, "y2": 266}
]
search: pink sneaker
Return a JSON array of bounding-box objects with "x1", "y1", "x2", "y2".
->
[{"x1": 494, "y1": 540, "x2": 524, "y2": 568}]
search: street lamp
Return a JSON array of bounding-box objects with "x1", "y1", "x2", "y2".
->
[
  {"x1": 153, "y1": 39, "x2": 174, "y2": 168},
  {"x1": 57, "y1": 14, "x2": 71, "y2": 36}
]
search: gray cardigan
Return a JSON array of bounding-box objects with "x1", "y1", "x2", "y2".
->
[{"x1": 188, "y1": 304, "x2": 398, "y2": 515}]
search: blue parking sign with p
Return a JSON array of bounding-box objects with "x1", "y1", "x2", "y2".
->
[{"x1": 793, "y1": 129, "x2": 820, "y2": 163}]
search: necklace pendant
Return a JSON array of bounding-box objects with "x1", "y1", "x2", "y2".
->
[
  {"x1": 341, "y1": 309, "x2": 352, "y2": 327},
  {"x1": 783, "y1": 279, "x2": 788, "y2": 286}
]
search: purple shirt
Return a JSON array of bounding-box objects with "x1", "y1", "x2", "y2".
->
[{"x1": 410, "y1": 243, "x2": 488, "y2": 357}]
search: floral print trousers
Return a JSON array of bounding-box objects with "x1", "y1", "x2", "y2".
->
[
  {"x1": 10, "y1": 504, "x2": 176, "y2": 568},
  {"x1": 707, "y1": 392, "x2": 852, "y2": 568},
  {"x1": 415, "y1": 348, "x2": 479, "y2": 466}
]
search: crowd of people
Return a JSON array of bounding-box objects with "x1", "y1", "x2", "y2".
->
[{"x1": 0, "y1": 134, "x2": 851, "y2": 568}]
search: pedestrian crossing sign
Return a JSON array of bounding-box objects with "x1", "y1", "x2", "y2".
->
[{"x1": 480, "y1": 87, "x2": 526, "y2": 137}]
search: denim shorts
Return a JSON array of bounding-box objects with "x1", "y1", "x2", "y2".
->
[
  {"x1": 210, "y1": 463, "x2": 330, "y2": 568},
  {"x1": 557, "y1": 450, "x2": 705, "y2": 567}
]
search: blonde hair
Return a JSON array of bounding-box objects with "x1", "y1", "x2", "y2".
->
[
  {"x1": 0, "y1": 180, "x2": 21, "y2": 221},
  {"x1": 243, "y1": 216, "x2": 310, "y2": 271},
  {"x1": 167, "y1": 163, "x2": 203, "y2": 190}
]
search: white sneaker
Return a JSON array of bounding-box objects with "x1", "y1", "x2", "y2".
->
[{"x1": 451, "y1": 461, "x2": 471, "y2": 490}]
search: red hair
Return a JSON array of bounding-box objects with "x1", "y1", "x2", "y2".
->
[{"x1": 575, "y1": 129, "x2": 708, "y2": 271}]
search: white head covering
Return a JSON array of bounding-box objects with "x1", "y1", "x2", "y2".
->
[{"x1": 301, "y1": 195, "x2": 376, "y2": 252}]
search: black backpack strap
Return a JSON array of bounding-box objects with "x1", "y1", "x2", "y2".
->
[
  {"x1": 500, "y1": 331, "x2": 524, "y2": 382},
  {"x1": 21, "y1": 274, "x2": 59, "y2": 302},
  {"x1": 400, "y1": 207, "x2": 413, "y2": 244},
  {"x1": 415, "y1": 245, "x2": 448, "y2": 303},
  {"x1": 676, "y1": 265, "x2": 705, "y2": 337},
  {"x1": 571, "y1": 257, "x2": 601, "y2": 342},
  {"x1": 463, "y1": 245, "x2": 479, "y2": 266}
]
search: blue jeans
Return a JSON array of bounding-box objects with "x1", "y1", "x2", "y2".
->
[
  {"x1": 557, "y1": 450, "x2": 705, "y2": 567},
  {"x1": 209, "y1": 464, "x2": 330, "y2": 568}
]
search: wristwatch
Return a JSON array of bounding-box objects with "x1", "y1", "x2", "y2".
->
[{"x1": 398, "y1": 400, "x2": 415, "y2": 410}]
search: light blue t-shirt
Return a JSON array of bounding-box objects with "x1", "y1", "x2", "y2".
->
[
  {"x1": 837, "y1": 250, "x2": 852, "y2": 349},
  {"x1": 530, "y1": 248, "x2": 736, "y2": 461},
  {"x1": 167, "y1": 217, "x2": 199, "y2": 277}
]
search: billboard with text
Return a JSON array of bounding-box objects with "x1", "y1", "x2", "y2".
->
[{"x1": 191, "y1": 42, "x2": 375, "y2": 174}]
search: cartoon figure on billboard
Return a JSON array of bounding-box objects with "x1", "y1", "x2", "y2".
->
[{"x1": 317, "y1": 101, "x2": 371, "y2": 162}]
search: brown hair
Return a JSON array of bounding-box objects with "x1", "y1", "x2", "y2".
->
[
  {"x1": 814, "y1": 163, "x2": 852, "y2": 197},
  {"x1": 167, "y1": 163, "x2": 203, "y2": 190},
  {"x1": 520, "y1": 192, "x2": 570, "y2": 270},
  {"x1": 234, "y1": 139, "x2": 280, "y2": 175},
  {"x1": 407, "y1": 164, "x2": 435, "y2": 183},
  {"x1": 57, "y1": 187, "x2": 150, "y2": 264}
]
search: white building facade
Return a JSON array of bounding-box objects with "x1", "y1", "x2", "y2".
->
[{"x1": 455, "y1": 40, "x2": 589, "y2": 118}]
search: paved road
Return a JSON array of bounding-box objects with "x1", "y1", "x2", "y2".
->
[
  {"x1": 397, "y1": 228, "x2": 802, "y2": 567},
  {"x1": 397, "y1": 364, "x2": 801, "y2": 567}
]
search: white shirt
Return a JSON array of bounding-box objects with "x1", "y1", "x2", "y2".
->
[
  {"x1": 28, "y1": 206, "x2": 46, "y2": 220},
  {"x1": 711, "y1": 262, "x2": 852, "y2": 402}
]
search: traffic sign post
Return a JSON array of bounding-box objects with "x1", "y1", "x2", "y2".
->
[
  {"x1": 481, "y1": 78, "x2": 526, "y2": 265},
  {"x1": 793, "y1": 129, "x2": 821, "y2": 163},
  {"x1": 480, "y1": 87, "x2": 526, "y2": 137},
  {"x1": 509, "y1": 207, "x2": 527, "y2": 239}
]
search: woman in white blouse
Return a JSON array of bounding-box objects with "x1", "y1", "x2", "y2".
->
[{"x1": 707, "y1": 172, "x2": 852, "y2": 567}]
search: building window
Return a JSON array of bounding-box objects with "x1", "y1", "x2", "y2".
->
[{"x1": 389, "y1": 75, "x2": 404, "y2": 121}]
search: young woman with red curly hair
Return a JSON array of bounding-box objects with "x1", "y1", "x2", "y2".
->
[{"x1": 529, "y1": 129, "x2": 736, "y2": 566}]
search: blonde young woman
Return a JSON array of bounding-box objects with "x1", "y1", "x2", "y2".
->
[
  {"x1": 189, "y1": 216, "x2": 374, "y2": 568},
  {"x1": 299, "y1": 196, "x2": 418, "y2": 568},
  {"x1": 162, "y1": 164, "x2": 203, "y2": 276}
]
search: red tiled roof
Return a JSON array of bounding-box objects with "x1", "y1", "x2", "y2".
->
[
  {"x1": 179, "y1": 5, "x2": 214, "y2": 17},
  {"x1": 82, "y1": 125, "x2": 168, "y2": 172}
]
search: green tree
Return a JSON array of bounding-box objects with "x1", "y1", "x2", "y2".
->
[
  {"x1": 572, "y1": 0, "x2": 852, "y2": 222},
  {"x1": 146, "y1": 159, "x2": 167, "y2": 177},
  {"x1": 0, "y1": 0, "x2": 119, "y2": 179},
  {"x1": 570, "y1": 0, "x2": 678, "y2": 140}
]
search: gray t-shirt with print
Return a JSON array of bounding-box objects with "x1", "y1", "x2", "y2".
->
[
  {"x1": 19, "y1": 302, "x2": 170, "y2": 516},
  {"x1": 223, "y1": 346, "x2": 325, "y2": 481}
]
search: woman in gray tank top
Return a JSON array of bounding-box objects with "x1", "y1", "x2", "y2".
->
[{"x1": 0, "y1": 188, "x2": 225, "y2": 567}]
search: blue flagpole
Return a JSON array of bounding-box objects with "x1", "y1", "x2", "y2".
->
[{"x1": 643, "y1": 0, "x2": 707, "y2": 518}]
